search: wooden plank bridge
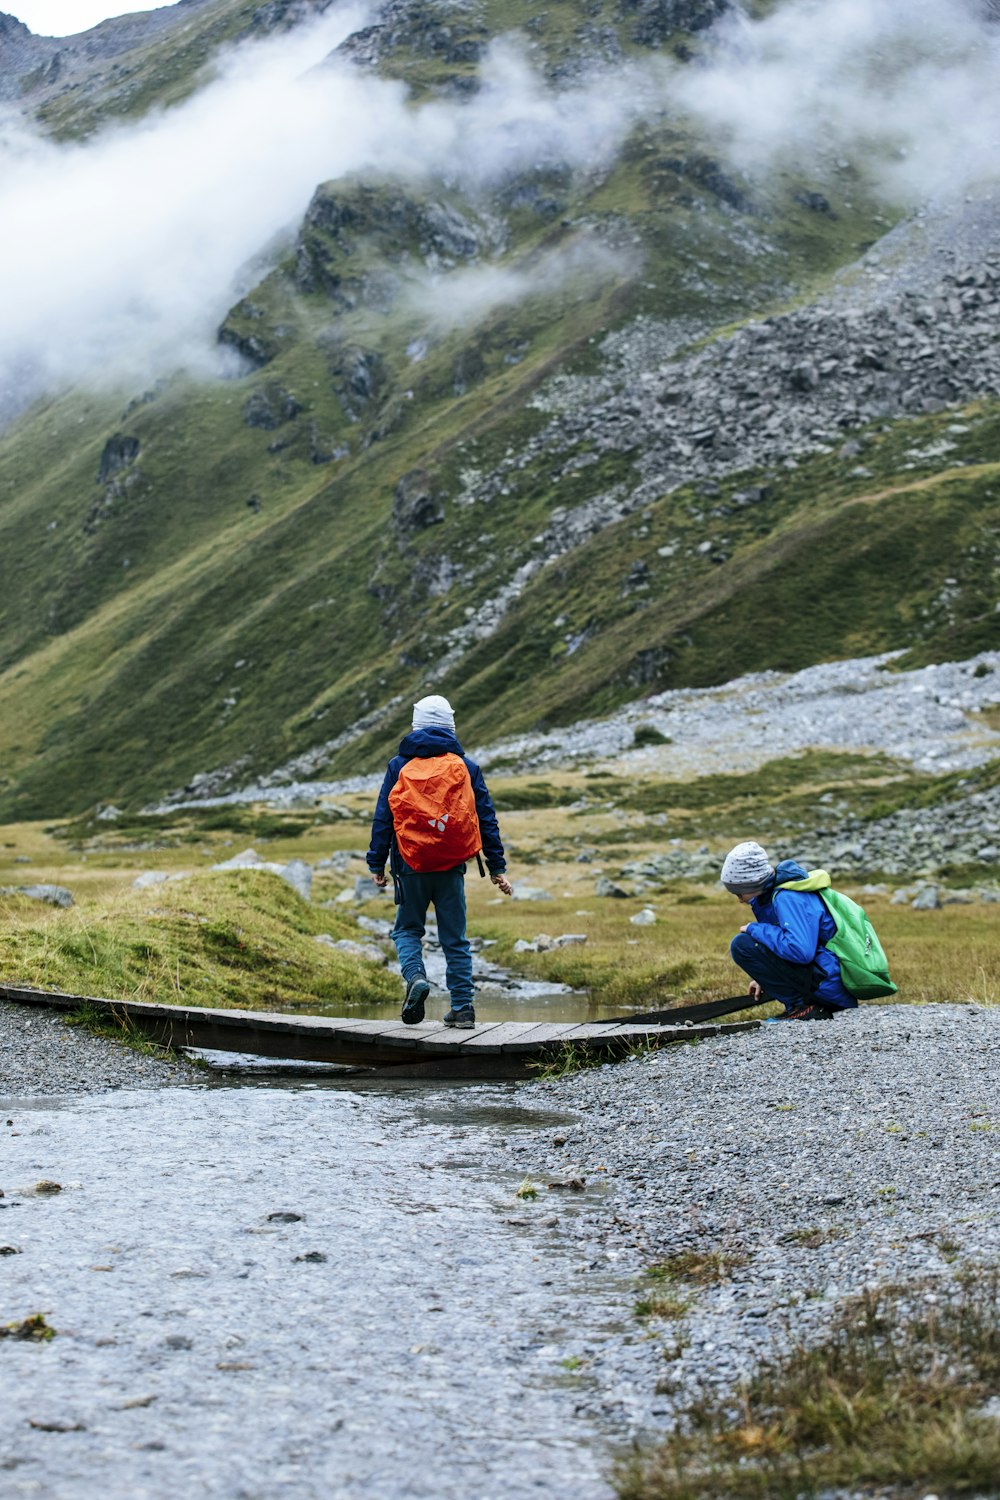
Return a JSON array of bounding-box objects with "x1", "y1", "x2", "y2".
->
[{"x1": 0, "y1": 983, "x2": 760, "y2": 1079}]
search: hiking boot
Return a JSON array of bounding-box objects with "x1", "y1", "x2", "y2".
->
[
  {"x1": 442, "y1": 1006, "x2": 476, "y2": 1029},
  {"x1": 763, "y1": 1006, "x2": 800, "y2": 1024},
  {"x1": 401, "y1": 975, "x2": 430, "y2": 1025},
  {"x1": 789, "y1": 1002, "x2": 835, "y2": 1022}
]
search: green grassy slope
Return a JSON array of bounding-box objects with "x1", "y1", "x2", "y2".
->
[{"x1": 1, "y1": 0, "x2": 996, "y2": 817}]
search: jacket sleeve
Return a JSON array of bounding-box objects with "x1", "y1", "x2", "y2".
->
[
  {"x1": 745, "y1": 890, "x2": 822, "y2": 966},
  {"x1": 367, "y1": 762, "x2": 400, "y2": 872},
  {"x1": 466, "y1": 759, "x2": 506, "y2": 872}
]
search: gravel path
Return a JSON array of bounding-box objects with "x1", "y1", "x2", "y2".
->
[
  {"x1": 0, "y1": 999, "x2": 191, "y2": 1096},
  {"x1": 514, "y1": 1001, "x2": 1000, "y2": 1431}
]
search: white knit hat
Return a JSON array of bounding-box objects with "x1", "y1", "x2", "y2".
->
[
  {"x1": 721, "y1": 841, "x2": 774, "y2": 894},
  {"x1": 412, "y1": 694, "x2": 456, "y2": 733}
]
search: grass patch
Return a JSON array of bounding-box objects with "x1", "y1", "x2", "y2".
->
[
  {"x1": 617, "y1": 1272, "x2": 1000, "y2": 1500},
  {"x1": 0, "y1": 869, "x2": 397, "y2": 1015},
  {"x1": 65, "y1": 1001, "x2": 178, "y2": 1060},
  {"x1": 634, "y1": 1292, "x2": 692, "y2": 1322},
  {"x1": 646, "y1": 1250, "x2": 749, "y2": 1286}
]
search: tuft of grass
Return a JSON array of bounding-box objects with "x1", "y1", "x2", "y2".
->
[
  {"x1": 65, "y1": 1002, "x2": 177, "y2": 1060},
  {"x1": 515, "y1": 1177, "x2": 539, "y2": 1200},
  {"x1": 617, "y1": 1272, "x2": 1000, "y2": 1500},
  {"x1": 634, "y1": 1292, "x2": 692, "y2": 1322},
  {"x1": 0, "y1": 1314, "x2": 55, "y2": 1342},
  {"x1": 646, "y1": 1250, "x2": 749, "y2": 1287}
]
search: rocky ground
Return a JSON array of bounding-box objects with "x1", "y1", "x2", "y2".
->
[
  {"x1": 158, "y1": 646, "x2": 1000, "y2": 889},
  {"x1": 515, "y1": 1001, "x2": 1000, "y2": 1441},
  {"x1": 3, "y1": 994, "x2": 998, "y2": 1498},
  {"x1": 0, "y1": 999, "x2": 191, "y2": 1096}
]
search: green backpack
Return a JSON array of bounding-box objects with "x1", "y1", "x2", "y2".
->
[{"x1": 776, "y1": 871, "x2": 897, "y2": 1001}]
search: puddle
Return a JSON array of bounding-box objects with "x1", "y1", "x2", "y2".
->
[{"x1": 0, "y1": 1082, "x2": 641, "y2": 1499}]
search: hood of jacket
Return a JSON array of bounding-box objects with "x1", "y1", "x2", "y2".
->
[
  {"x1": 772, "y1": 858, "x2": 811, "y2": 887},
  {"x1": 397, "y1": 725, "x2": 465, "y2": 760}
]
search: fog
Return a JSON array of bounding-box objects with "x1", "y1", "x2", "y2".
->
[
  {"x1": 0, "y1": 7, "x2": 651, "y2": 411},
  {"x1": 1, "y1": 0, "x2": 999, "y2": 417},
  {"x1": 678, "y1": 0, "x2": 1000, "y2": 199}
]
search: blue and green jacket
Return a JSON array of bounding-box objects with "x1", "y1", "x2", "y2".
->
[
  {"x1": 366, "y1": 725, "x2": 506, "y2": 875},
  {"x1": 744, "y1": 858, "x2": 855, "y2": 1008}
]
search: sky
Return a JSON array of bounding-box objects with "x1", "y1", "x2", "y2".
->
[{"x1": 5, "y1": 2, "x2": 172, "y2": 37}]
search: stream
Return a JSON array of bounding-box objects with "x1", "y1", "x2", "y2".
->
[{"x1": 0, "y1": 1078, "x2": 646, "y2": 1499}]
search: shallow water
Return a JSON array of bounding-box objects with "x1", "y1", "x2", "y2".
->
[
  {"x1": 0, "y1": 1081, "x2": 636, "y2": 1499},
  {"x1": 354, "y1": 923, "x2": 619, "y2": 1027}
]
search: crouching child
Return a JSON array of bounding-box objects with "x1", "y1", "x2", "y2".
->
[
  {"x1": 367, "y1": 694, "x2": 512, "y2": 1030},
  {"x1": 721, "y1": 840, "x2": 896, "y2": 1022}
]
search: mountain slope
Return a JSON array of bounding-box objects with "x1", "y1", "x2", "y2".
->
[{"x1": 0, "y1": 0, "x2": 997, "y2": 816}]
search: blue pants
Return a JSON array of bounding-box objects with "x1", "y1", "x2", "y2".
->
[
  {"x1": 392, "y1": 865, "x2": 473, "y2": 1010},
  {"x1": 730, "y1": 932, "x2": 849, "y2": 1011}
]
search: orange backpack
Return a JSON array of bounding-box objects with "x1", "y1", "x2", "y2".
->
[{"x1": 388, "y1": 754, "x2": 482, "y2": 872}]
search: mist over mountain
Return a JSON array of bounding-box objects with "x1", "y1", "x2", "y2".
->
[{"x1": 0, "y1": 0, "x2": 997, "y2": 816}]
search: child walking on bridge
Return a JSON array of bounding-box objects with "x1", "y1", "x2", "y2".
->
[{"x1": 367, "y1": 694, "x2": 512, "y2": 1030}]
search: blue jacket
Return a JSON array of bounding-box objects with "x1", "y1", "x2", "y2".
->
[
  {"x1": 366, "y1": 725, "x2": 506, "y2": 875},
  {"x1": 744, "y1": 858, "x2": 854, "y2": 1008}
]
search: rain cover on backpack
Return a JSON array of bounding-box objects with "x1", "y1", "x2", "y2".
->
[{"x1": 388, "y1": 754, "x2": 482, "y2": 872}]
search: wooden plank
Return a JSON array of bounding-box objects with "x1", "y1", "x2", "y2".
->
[
  {"x1": 0, "y1": 983, "x2": 760, "y2": 1072},
  {"x1": 399, "y1": 1022, "x2": 508, "y2": 1052},
  {"x1": 459, "y1": 1022, "x2": 570, "y2": 1053},
  {"x1": 549, "y1": 1022, "x2": 632, "y2": 1041}
]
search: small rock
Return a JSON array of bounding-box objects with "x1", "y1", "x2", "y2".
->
[
  {"x1": 18, "y1": 885, "x2": 74, "y2": 908},
  {"x1": 356, "y1": 915, "x2": 393, "y2": 937},
  {"x1": 630, "y1": 908, "x2": 657, "y2": 926},
  {"x1": 912, "y1": 885, "x2": 941, "y2": 910},
  {"x1": 320, "y1": 938, "x2": 387, "y2": 964},
  {"x1": 511, "y1": 885, "x2": 553, "y2": 901},
  {"x1": 596, "y1": 876, "x2": 629, "y2": 898}
]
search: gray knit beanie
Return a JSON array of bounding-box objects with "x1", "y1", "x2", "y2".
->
[
  {"x1": 412, "y1": 693, "x2": 456, "y2": 733},
  {"x1": 721, "y1": 841, "x2": 775, "y2": 894}
]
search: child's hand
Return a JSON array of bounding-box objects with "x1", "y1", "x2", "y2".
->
[
  {"x1": 747, "y1": 981, "x2": 764, "y2": 1000},
  {"x1": 491, "y1": 872, "x2": 513, "y2": 896},
  {"x1": 370, "y1": 870, "x2": 388, "y2": 888}
]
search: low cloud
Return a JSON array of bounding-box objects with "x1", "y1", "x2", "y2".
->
[
  {"x1": 675, "y1": 0, "x2": 1000, "y2": 201},
  {"x1": 0, "y1": 8, "x2": 649, "y2": 415},
  {"x1": 2, "y1": 0, "x2": 999, "y2": 421},
  {"x1": 402, "y1": 237, "x2": 638, "y2": 335}
]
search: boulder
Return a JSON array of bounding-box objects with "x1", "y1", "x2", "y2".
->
[
  {"x1": 17, "y1": 884, "x2": 73, "y2": 908},
  {"x1": 315, "y1": 936, "x2": 387, "y2": 964},
  {"x1": 511, "y1": 884, "x2": 554, "y2": 902},
  {"x1": 97, "y1": 434, "x2": 139, "y2": 483},
  {"x1": 393, "y1": 470, "x2": 444, "y2": 534}
]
